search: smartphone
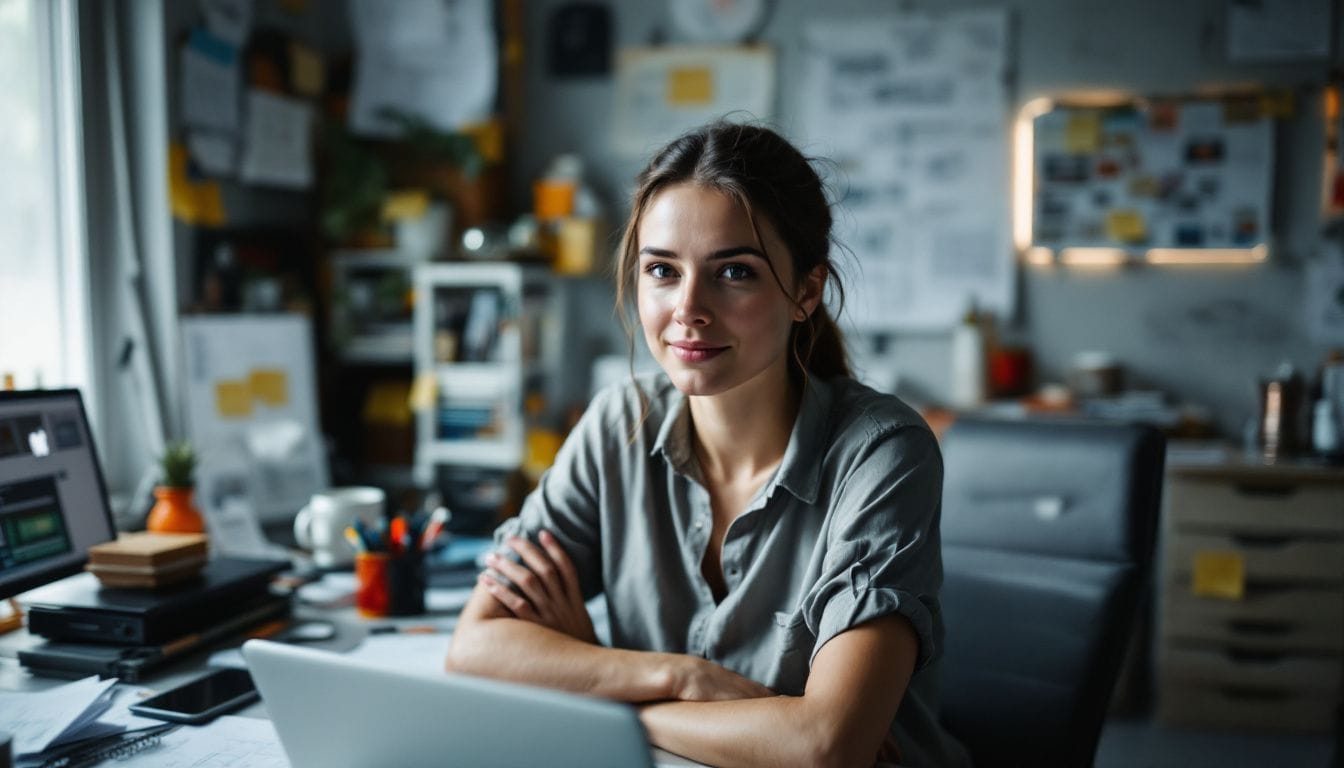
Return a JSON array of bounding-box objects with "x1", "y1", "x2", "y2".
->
[{"x1": 128, "y1": 667, "x2": 259, "y2": 724}]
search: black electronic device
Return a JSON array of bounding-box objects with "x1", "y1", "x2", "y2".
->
[
  {"x1": 18, "y1": 591, "x2": 291, "y2": 681},
  {"x1": 0, "y1": 389, "x2": 117, "y2": 600},
  {"x1": 24, "y1": 557, "x2": 287, "y2": 645},
  {"x1": 128, "y1": 667, "x2": 259, "y2": 724}
]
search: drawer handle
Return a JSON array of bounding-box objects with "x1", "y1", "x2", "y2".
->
[
  {"x1": 1226, "y1": 649, "x2": 1284, "y2": 664},
  {"x1": 1227, "y1": 619, "x2": 1291, "y2": 635},
  {"x1": 1229, "y1": 533, "x2": 1292, "y2": 548},
  {"x1": 1220, "y1": 686, "x2": 1291, "y2": 701},
  {"x1": 1232, "y1": 484, "x2": 1296, "y2": 498}
]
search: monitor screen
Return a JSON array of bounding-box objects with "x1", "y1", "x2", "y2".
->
[{"x1": 0, "y1": 389, "x2": 116, "y2": 600}]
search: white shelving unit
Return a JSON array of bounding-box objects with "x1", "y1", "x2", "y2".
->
[{"x1": 412, "y1": 262, "x2": 559, "y2": 487}]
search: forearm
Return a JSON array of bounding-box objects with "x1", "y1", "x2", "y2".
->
[
  {"x1": 641, "y1": 697, "x2": 854, "y2": 768},
  {"x1": 446, "y1": 615, "x2": 675, "y2": 702}
]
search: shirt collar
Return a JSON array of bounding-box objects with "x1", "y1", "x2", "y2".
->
[{"x1": 650, "y1": 375, "x2": 833, "y2": 504}]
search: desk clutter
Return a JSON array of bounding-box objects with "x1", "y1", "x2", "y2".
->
[
  {"x1": 84, "y1": 532, "x2": 209, "y2": 590},
  {"x1": 346, "y1": 506, "x2": 450, "y2": 617},
  {"x1": 16, "y1": 558, "x2": 290, "y2": 681}
]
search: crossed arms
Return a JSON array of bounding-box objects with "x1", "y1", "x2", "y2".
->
[{"x1": 444, "y1": 531, "x2": 918, "y2": 768}]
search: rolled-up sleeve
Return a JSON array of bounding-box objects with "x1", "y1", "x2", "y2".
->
[
  {"x1": 492, "y1": 388, "x2": 613, "y2": 600},
  {"x1": 801, "y1": 425, "x2": 944, "y2": 670}
]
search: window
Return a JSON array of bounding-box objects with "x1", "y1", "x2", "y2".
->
[{"x1": 0, "y1": 0, "x2": 90, "y2": 393}]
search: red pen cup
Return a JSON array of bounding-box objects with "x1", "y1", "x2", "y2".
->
[{"x1": 355, "y1": 552, "x2": 390, "y2": 617}]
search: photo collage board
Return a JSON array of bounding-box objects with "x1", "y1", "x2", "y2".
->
[{"x1": 1032, "y1": 97, "x2": 1275, "y2": 252}]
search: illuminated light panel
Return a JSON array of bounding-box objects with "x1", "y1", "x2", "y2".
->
[
  {"x1": 1145, "y1": 245, "x2": 1268, "y2": 265},
  {"x1": 1013, "y1": 97, "x2": 1054, "y2": 252},
  {"x1": 1059, "y1": 248, "x2": 1128, "y2": 267}
]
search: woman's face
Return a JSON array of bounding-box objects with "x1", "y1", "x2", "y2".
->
[{"x1": 636, "y1": 183, "x2": 822, "y2": 398}]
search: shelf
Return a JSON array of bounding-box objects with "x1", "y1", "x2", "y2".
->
[{"x1": 419, "y1": 439, "x2": 523, "y2": 469}]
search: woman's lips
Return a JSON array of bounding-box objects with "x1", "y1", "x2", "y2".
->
[{"x1": 669, "y1": 342, "x2": 728, "y2": 362}]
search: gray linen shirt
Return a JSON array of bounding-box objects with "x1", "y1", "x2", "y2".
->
[{"x1": 494, "y1": 373, "x2": 970, "y2": 767}]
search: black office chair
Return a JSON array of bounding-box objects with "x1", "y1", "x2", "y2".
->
[{"x1": 937, "y1": 418, "x2": 1165, "y2": 767}]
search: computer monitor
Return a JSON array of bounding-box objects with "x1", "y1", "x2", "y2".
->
[{"x1": 0, "y1": 389, "x2": 116, "y2": 600}]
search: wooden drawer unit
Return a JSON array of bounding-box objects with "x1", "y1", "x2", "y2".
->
[{"x1": 1157, "y1": 460, "x2": 1344, "y2": 732}]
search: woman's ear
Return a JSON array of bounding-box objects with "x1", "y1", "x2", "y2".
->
[{"x1": 796, "y1": 265, "x2": 826, "y2": 320}]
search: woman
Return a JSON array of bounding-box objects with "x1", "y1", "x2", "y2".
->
[{"x1": 446, "y1": 122, "x2": 969, "y2": 767}]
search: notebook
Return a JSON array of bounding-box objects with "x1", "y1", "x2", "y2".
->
[{"x1": 242, "y1": 639, "x2": 654, "y2": 768}]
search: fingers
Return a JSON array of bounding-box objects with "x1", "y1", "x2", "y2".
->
[
  {"x1": 484, "y1": 551, "x2": 552, "y2": 615},
  {"x1": 507, "y1": 536, "x2": 565, "y2": 599},
  {"x1": 538, "y1": 530, "x2": 583, "y2": 599},
  {"x1": 479, "y1": 573, "x2": 537, "y2": 620}
]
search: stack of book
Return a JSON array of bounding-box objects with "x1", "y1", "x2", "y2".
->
[{"x1": 85, "y1": 532, "x2": 209, "y2": 589}]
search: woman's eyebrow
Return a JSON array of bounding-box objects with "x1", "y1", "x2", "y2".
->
[{"x1": 638, "y1": 246, "x2": 766, "y2": 260}]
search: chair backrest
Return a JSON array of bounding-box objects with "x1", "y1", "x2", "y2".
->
[{"x1": 937, "y1": 418, "x2": 1165, "y2": 767}]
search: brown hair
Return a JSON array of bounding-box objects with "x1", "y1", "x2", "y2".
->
[{"x1": 614, "y1": 122, "x2": 851, "y2": 382}]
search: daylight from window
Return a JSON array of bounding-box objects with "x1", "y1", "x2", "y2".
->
[{"x1": 0, "y1": 0, "x2": 64, "y2": 390}]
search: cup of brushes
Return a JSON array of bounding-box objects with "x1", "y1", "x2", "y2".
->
[{"x1": 349, "y1": 506, "x2": 450, "y2": 617}]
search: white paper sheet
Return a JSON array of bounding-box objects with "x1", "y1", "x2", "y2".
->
[
  {"x1": 113, "y1": 715, "x2": 289, "y2": 768},
  {"x1": 180, "y1": 29, "x2": 239, "y2": 133},
  {"x1": 798, "y1": 10, "x2": 1012, "y2": 330},
  {"x1": 239, "y1": 90, "x2": 314, "y2": 189},
  {"x1": 1306, "y1": 243, "x2": 1344, "y2": 343},
  {"x1": 348, "y1": 0, "x2": 496, "y2": 137},
  {"x1": 612, "y1": 46, "x2": 776, "y2": 158},
  {"x1": 187, "y1": 129, "x2": 238, "y2": 176},
  {"x1": 200, "y1": 0, "x2": 252, "y2": 46},
  {"x1": 0, "y1": 676, "x2": 117, "y2": 755}
]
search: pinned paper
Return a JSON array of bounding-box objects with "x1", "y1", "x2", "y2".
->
[
  {"x1": 248, "y1": 369, "x2": 289, "y2": 406},
  {"x1": 180, "y1": 28, "x2": 240, "y2": 132},
  {"x1": 1064, "y1": 111, "x2": 1101, "y2": 154},
  {"x1": 667, "y1": 67, "x2": 714, "y2": 105},
  {"x1": 215, "y1": 380, "x2": 253, "y2": 418},
  {"x1": 1192, "y1": 550, "x2": 1245, "y2": 600},
  {"x1": 1105, "y1": 210, "x2": 1147, "y2": 243},
  {"x1": 239, "y1": 89, "x2": 314, "y2": 189},
  {"x1": 169, "y1": 144, "x2": 227, "y2": 226},
  {"x1": 289, "y1": 41, "x2": 325, "y2": 97},
  {"x1": 408, "y1": 371, "x2": 438, "y2": 412}
]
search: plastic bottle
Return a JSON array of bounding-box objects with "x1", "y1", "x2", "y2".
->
[{"x1": 949, "y1": 300, "x2": 986, "y2": 410}]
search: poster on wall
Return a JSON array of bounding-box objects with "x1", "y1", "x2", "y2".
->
[
  {"x1": 796, "y1": 9, "x2": 1013, "y2": 332},
  {"x1": 1031, "y1": 99, "x2": 1274, "y2": 252},
  {"x1": 181, "y1": 315, "x2": 328, "y2": 524}
]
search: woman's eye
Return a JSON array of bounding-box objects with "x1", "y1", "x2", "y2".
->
[
  {"x1": 645, "y1": 263, "x2": 677, "y2": 279},
  {"x1": 720, "y1": 263, "x2": 754, "y2": 281}
]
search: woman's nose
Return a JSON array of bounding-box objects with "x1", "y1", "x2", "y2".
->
[{"x1": 672, "y1": 277, "x2": 711, "y2": 327}]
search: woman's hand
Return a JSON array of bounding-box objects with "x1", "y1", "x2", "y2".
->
[
  {"x1": 668, "y1": 655, "x2": 775, "y2": 702},
  {"x1": 480, "y1": 530, "x2": 598, "y2": 645}
]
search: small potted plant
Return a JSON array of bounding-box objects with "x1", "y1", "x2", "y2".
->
[{"x1": 146, "y1": 441, "x2": 205, "y2": 534}]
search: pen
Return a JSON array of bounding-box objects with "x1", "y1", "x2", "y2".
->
[
  {"x1": 419, "y1": 505, "x2": 451, "y2": 551},
  {"x1": 344, "y1": 525, "x2": 366, "y2": 554}
]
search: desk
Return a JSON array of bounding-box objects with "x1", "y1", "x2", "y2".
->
[{"x1": 0, "y1": 572, "x2": 702, "y2": 767}]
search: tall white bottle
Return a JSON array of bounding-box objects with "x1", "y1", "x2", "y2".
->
[{"x1": 949, "y1": 301, "x2": 986, "y2": 410}]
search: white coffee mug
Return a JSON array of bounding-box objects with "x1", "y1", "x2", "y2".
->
[{"x1": 293, "y1": 487, "x2": 385, "y2": 568}]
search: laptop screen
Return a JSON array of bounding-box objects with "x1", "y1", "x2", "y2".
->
[{"x1": 0, "y1": 389, "x2": 116, "y2": 600}]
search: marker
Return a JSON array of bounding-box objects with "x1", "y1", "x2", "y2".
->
[{"x1": 344, "y1": 526, "x2": 366, "y2": 554}]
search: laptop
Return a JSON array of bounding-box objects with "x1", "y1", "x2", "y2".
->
[{"x1": 242, "y1": 639, "x2": 655, "y2": 768}]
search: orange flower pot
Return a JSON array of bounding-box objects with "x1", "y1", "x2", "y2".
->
[{"x1": 146, "y1": 486, "x2": 205, "y2": 534}]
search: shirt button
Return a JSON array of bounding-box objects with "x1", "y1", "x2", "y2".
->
[{"x1": 694, "y1": 518, "x2": 704, "y2": 529}]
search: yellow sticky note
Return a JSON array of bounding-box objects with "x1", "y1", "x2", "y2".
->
[
  {"x1": 196, "y1": 181, "x2": 226, "y2": 227},
  {"x1": 667, "y1": 67, "x2": 713, "y2": 106},
  {"x1": 382, "y1": 189, "x2": 430, "y2": 222},
  {"x1": 362, "y1": 380, "x2": 412, "y2": 426},
  {"x1": 249, "y1": 369, "x2": 289, "y2": 406},
  {"x1": 289, "y1": 41, "x2": 324, "y2": 97},
  {"x1": 1105, "y1": 210, "x2": 1147, "y2": 243},
  {"x1": 461, "y1": 119, "x2": 505, "y2": 165},
  {"x1": 1064, "y1": 111, "x2": 1101, "y2": 154},
  {"x1": 408, "y1": 371, "x2": 438, "y2": 412},
  {"x1": 215, "y1": 380, "x2": 253, "y2": 418},
  {"x1": 1192, "y1": 551, "x2": 1245, "y2": 600},
  {"x1": 168, "y1": 143, "x2": 227, "y2": 227}
]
